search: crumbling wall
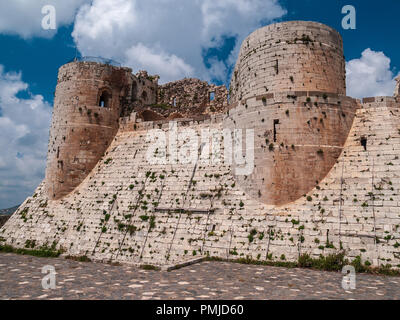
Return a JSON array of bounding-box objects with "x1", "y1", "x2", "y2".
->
[
  {"x1": 395, "y1": 76, "x2": 400, "y2": 98},
  {"x1": 132, "y1": 71, "x2": 159, "y2": 106},
  {"x1": 121, "y1": 71, "x2": 159, "y2": 117},
  {"x1": 153, "y1": 78, "x2": 228, "y2": 118}
]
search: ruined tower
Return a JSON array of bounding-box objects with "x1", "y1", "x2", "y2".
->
[
  {"x1": 45, "y1": 62, "x2": 134, "y2": 200},
  {"x1": 226, "y1": 21, "x2": 359, "y2": 205}
]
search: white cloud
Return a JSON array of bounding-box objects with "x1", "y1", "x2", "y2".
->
[
  {"x1": 0, "y1": 0, "x2": 90, "y2": 38},
  {"x1": 0, "y1": 66, "x2": 52, "y2": 208},
  {"x1": 346, "y1": 48, "x2": 399, "y2": 99},
  {"x1": 125, "y1": 43, "x2": 194, "y2": 83},
  {"x1": 72, "y1": 0, "x2": 286, "y2": 83}
]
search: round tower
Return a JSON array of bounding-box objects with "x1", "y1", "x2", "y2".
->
[
  {"x1": 225, "y1": 21, "x2": 359, "y2": 206},
  {"x1": 229, "y1": 21, "x2": 346, "y2": 103},
  {"x1": 45, "y1": 61, "x2": 133, "y2": 200}
]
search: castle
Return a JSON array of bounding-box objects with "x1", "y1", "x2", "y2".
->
[{"x1": 2, "y1": 21, "x2": 400, "y2": 269}]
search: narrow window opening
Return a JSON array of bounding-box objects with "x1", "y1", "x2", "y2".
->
[
  {"x1": 99, "y1": 90, "x2": 111, "y2": 108},
  {"x1": 210, "y1": 92, "x2": 215, "y2": 102},
  {"x1": 273, "y1": 119, "x2": 280, "y2": 142},
  {"x1": 142, "y1": 91, "x2": 148, "y2": 101},
  {"x1": 173, "y1": 97, "x2": 177, "y2": 107},
  {"x1": 131, "y1": 81, "x2": 138, "y2": 102},
  {"x1": 275, "y1": 59, "x2": 279, "y2": 75},
  {"x1": 361, "y1": 137, "x2": 367, "y2": 151}
]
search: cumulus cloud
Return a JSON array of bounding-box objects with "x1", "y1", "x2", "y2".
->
[
  {"x1": 72, "y1": 0, "x2": 286, "y2": 83},
  {"x1": 125, "y1": 43, "x2": 195, "y2": 83},
  {"x1": 0, "y1": 0, "x2": 89, "y2": 38},
  {"x1": 346, "y1": 48, "x2": 399, "y2": 99},
  {"x1": 0, "y1": 66, "x2": 52, "y2": 208}
]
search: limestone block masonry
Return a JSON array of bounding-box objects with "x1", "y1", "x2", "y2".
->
[
  {"x1": 45, "y1": 62, "x2": 134, "y2": 200},
  {"x1": 227, "y1": 21, "x2": 356, "y2": 205},
  {"x1": 229, "y1": 21, "x2": 346, "y2": 103},
  {"x1": 1, "y1": 21, "x2": 400, "y2": 269}
]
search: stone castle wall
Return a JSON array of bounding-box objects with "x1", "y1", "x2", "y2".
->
[
  {"x1": 130, "y1": 70, "x2": 159, "y2": 109},
  {"x1": 226, "y1": 21, "x2": 355, "y2": 205},
  {"x1": 225, "y1": 92, "x2": 359, "y2": 205},
  {"x1": 229, "y1": 21, "x2": 346, "y2": 103},
  {"x1": 2, "y1": 21, "x2": 400, "y2": 269},
  {"x1": 46, "y1": 61, "x2": 228, "y2": 201},
  {"x1": 157, "y1": 78, "x2": 228, "y2": 115},
  {"x1": 45, "y1": 62, "x2": 134, "y2": 200},
  {"x1": 2, "y1": 97, "x2": 400, "y2": 269}
]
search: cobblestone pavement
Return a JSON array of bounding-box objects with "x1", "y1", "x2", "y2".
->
[{"x1": 0, "y1": 253, "x2": 399, "y2": 300}]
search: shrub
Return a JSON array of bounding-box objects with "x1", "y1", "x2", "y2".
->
[
  {"x1": 0, "y1": 244, "x2": 63, "y2": 258},
  {"x1": 140, "y1": 264, "x2": 160, "y2": 271},
  {"x1": 248, "y1": 229, "x2": 257, "y2": 243},
  {"x1": 65, "y1": 255, "x2": 91, "y2": 262}
]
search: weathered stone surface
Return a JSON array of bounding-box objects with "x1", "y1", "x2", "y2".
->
[
  {"x1": 45, "y1": 62, "x2": 134, "y2": 200},
  {"x1": 157, "y1": 78, "x2": 228, "y2": 116},
  {"x1": 225, "y1": 92, "x2": 359, "y2": 205},
  {"x1": 1, "y1": 21, "x2": 400, "y2": 270},
  {"x1": 395, "y1": 76, "x2": 400, "y2": 97},
  {"x1": 229, "y1": 21, "x2": 346, "y2": 103},
  {"x1": 0, "y1": 215, "x2": 10, "y2": 228}
]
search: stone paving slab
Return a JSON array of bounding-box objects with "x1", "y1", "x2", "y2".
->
[{"x1": 0, "y1": 253, "x2": 399, "y2": 300}]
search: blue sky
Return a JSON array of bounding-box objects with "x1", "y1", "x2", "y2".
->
[
  {"x1": 0, "y1": 0, "x2": 399, "y2": 208},
  {"x1": 0, "y1": 0, "x2": 399, "y2": 103}
]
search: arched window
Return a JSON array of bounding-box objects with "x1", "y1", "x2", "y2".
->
[{"x1": 98, "y1": 90, "x2": 111, "y2": 108}]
